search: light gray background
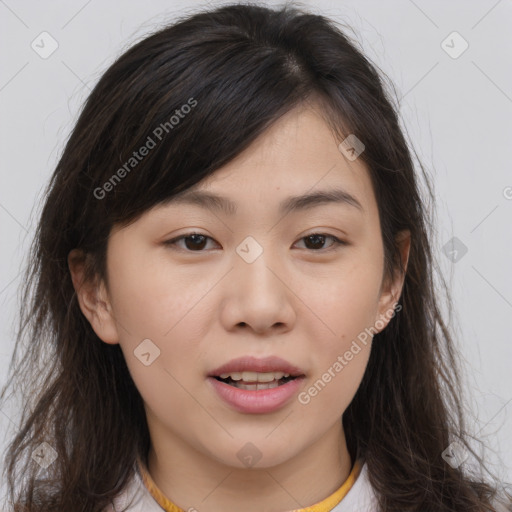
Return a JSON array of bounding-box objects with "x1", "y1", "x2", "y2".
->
[{"x1": 1, "y1": 0, "x2": 511, "y2": 500}]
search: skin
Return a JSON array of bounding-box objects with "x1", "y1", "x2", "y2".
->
[{"x1": 69, "y1": 103, "x2": 410, "y2": 512}]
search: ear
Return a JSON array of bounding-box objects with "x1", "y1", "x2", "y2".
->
[
  {"x1": 374, "y1": 229, "x2": 411, "y2": 332},
  {"x1": 67, "y1": 249, "x2": 120, "y2": 344}
]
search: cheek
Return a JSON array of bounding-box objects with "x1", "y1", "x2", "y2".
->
[
  {"x1": 106, "y1": 251, "x2": 213, "y2": 410},
  {"x1": 118, "y1": 322, "x2": 203, "y2": 434},
  {"x1": 107, "y1": 246, "x2": 212, "y2": 341},
  {"x1": 298, "y1": 248, "x2": 382, "y2": 409},
  {"x1": 304, "y1": 343, "x2": 371, "y2": 414},
  {"x1": 308, "y1": 250, "x2": 383, "y2": 346}
]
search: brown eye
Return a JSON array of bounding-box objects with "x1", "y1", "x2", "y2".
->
[
  {"x1": 163, "y1": 232, "x2": 347, "y2": 253},
  {"x1": 164, "y1": 233, "x2": 218, "y2": 251},
  {"x1": 295, "y1": 233, "x2": 346, "y2": 251}
]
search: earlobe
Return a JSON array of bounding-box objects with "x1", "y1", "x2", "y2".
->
[{"x1": 67, "y1": 249, "x2": 120, "y2": 345}]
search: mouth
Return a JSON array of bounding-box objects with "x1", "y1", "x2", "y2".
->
[
  {"x1": 207, "y1": 363, "x2": 307, "y2": 414},
  {"x1": 212, "y1": 371, "x2": 302, "y2": 390},
  {"x1": 208, "y1": 355, "x2": 306, "y2": 391}
]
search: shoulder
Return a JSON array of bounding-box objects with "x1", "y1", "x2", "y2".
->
[
  {"x1": 331, "y1": 460, "x2": 379, "y2": 512},
  {"x1": 331, "y1": 462, "x2": 512, "y2": 512}
]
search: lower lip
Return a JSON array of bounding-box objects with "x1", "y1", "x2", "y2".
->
[{"x1": 207, "y1": 376, "x2": 305, "y2": 414}]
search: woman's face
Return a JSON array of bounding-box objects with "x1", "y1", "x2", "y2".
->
[{"x1": 71, "y1": 104, "x2": 408, "y2": 469}]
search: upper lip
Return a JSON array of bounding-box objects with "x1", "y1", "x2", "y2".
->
[{"x1": 208, "y1": 356, "x2": 306, "y2": 377}]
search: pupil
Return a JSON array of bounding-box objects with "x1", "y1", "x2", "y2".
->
[
  {"x1": 186, "y1": 234, "x2": 206, "y2": 250},
  {"x1": 305, "y1": 234, "x2": 325, "y2": 250}
]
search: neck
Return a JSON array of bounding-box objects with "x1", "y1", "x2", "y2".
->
[{"x1": 146, "y1": 419, "x2": 353, "y2": 512}]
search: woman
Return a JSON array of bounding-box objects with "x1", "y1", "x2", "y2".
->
[{"x1": 1, "y1": 3, "x2": 510, "y2": 511}]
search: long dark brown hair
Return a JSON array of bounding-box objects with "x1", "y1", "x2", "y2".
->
[{"x1": 1, "y1": 3, "x2": 510, "y2": 511}]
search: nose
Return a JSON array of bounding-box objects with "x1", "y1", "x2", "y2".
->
[{"x1": 219, "y1": 247, "x2": 296, "y2": 335}]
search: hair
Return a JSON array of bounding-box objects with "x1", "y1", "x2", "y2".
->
[{"x1": 1, "y1": 2, "x2": 510, "y2": 511}]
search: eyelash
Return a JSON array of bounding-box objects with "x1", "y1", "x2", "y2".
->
[{"x1": 163, "y1": 232, "x2": 347, "y2": 253}]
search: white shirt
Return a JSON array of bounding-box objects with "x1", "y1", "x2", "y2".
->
[{"x1": 104, "y1": 460, "x2": 378, "y2": 512}]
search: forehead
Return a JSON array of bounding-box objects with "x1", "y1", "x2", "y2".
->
[
  {"x1": 160, "y1": 106, "x2": 375, "y2": 216},
  {"x1": 159, "y1": 185, "x2": 365, "y2": 220},
  {"x1": 110, "y1": 105, "x2": 380, "y2": 240}
]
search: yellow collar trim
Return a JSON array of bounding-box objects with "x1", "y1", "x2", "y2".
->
[{"x1": 136, "y1": 456, "x2": 363, "y2": 512}]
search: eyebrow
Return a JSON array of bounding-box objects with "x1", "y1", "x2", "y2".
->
[{"x1": 164, "y1": 187, "x2": 364, "y2": 216}]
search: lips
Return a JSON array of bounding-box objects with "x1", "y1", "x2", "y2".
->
[
  {"x1": 208, "y1": 355, "x2": 306, "y2": 378},
  {"x1": 207, "y1": 374, "x2": 305, "y2": 413},
  {"x1": 207, "y1": 356, "x2": 307, "y2": 413}
]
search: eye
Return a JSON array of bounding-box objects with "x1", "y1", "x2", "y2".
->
[
  {"x1": 163, "y1": 232, "x2": 347, "y2": 252},
  {"x1": 293, "y1": 233, "x2": 347, "y2": 252},
  {"x1": 163, "y1": 233, "x2": 219, "y2": 252}
]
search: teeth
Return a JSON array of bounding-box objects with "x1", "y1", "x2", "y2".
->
[
  {"x1": 232, "y1": 381, "x2": 280, "y2": 390},
  {"x1": 218, "y1": 371, "x2": 290, "y2": 382}
]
